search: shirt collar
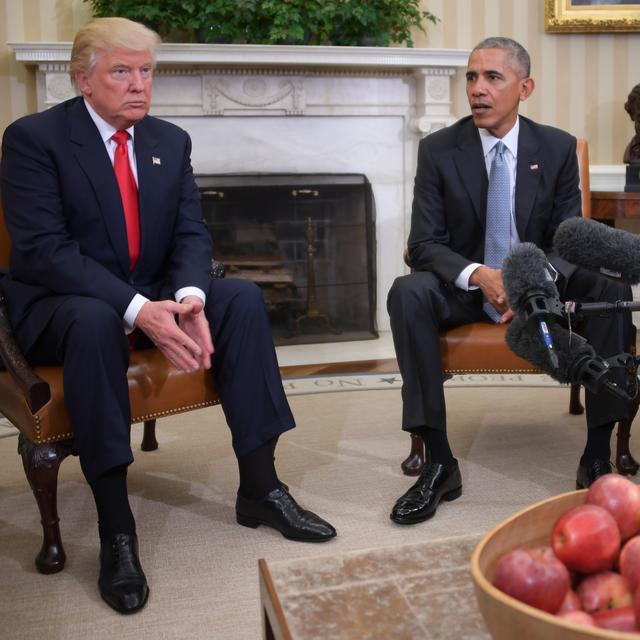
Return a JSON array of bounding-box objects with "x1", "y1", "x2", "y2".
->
[
  {"x1": 83, "y1": 99, "x2": 135, "y2": 144},
  {"x1": 479, "y1": 116, "x2": 519, "y2": 159}
]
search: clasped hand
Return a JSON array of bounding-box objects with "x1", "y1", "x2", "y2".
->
[
  {"x1": 134, "y1": 295, "x2": 214, "y2": 371},
  {"x1": 469, "y1": 265, "x2": 513, "y2": 324}
]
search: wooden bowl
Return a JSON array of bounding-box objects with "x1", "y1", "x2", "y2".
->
[{"x1": 471, "y1": 490, "x2": 637, "y2": 639}]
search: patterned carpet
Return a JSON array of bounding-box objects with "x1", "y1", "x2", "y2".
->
[{"x1": 0, "y1": 384, "x2": 632, "y2": 639}]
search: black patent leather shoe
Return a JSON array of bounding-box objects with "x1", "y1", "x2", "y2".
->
[
  {"x1": 390, "y1": 460, "x2": 462, "y2": 525},
  {"x1": 236, "y1": 487, "x2": 336, "y2": 542},
  {"x1": 98, "y1": 534, "x2": 149, "y2": 614},
  {"x1": 576, "y1": 458, "x2": 613, "y2": 489}
]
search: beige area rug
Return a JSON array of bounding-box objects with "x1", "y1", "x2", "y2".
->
[{"x1": 0, "y1": 384, "x2": 637, "y2": 639}]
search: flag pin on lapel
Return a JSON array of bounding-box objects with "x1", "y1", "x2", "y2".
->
[
  {"x1": 529, "y1": 163, "x2": 539, "y2": 171},
  {"x1": 152, "y1": 156, "x2": 161, "y2": 166}
]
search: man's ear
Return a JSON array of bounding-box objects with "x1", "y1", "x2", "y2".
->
[
  {"x1": 75, "y1": 71, "x2": 91, "y2": 96},
  {"x1": 519, "y1": 77, "x2": 535, "y2": 102}
]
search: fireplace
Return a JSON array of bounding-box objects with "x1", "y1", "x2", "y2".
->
[{"x1": 197, "y1": 173, "x2": 376, "y2": 345}]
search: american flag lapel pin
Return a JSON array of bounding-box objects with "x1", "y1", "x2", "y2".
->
[
  {"x1": 529, "y1": 163, "x2": 539, "y2": 171},
  {"x1": 152, "y1": 156, "x2": 161, "y2": 166}
]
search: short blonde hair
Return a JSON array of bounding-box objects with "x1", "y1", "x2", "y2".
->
[{"x1": 70, "y1": 17, "x2": 161, "y2": 86}]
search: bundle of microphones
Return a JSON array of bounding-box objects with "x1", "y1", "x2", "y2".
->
[{"x1": 502, "y1": 217, "x2": 640, "y2": 401}]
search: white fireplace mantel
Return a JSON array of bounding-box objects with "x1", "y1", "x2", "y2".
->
[
  {"x1": 10, "y1": 42, "x2": 469, "y2": 134},
  {"x1": 11, "y1": 42, "x2": 472, "y2": 332}
]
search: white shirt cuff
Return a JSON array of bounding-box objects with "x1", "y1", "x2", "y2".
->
[
  {"x1": 124, "y1": 293, "x2": 149, "y2": 333},
  {"x1": 455, "y1": 263, "x2": 483, "y2": 291},
  {"x1": 175, "y1": 286, "x2": 206, "y2": 304}
]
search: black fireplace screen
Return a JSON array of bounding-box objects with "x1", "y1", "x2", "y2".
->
[{"x1": 196, "y1": 174, "x2": 377, "y2": 345}]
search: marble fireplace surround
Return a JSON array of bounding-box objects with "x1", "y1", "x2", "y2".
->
[{"x1": 11, "y1": 43, "x2": 471, "y2": 331}]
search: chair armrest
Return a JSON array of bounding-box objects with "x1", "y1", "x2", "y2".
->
[{"x1": 0, "y1": 293, "x2": 51, "y2": 413}]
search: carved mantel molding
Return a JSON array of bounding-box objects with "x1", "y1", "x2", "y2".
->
[{"x1": 10, "y1": 42, "x2": 469, "y2": 134}]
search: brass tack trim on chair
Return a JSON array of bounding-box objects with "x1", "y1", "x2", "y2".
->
[
  {"x1": 40, "y1": 432, "x2": 74, "y2": 444},
  {"x1": 132, "y1": 399, "x2": 221, "y2": 424},
  {"x1": 444, "y1": 368, "x2": 541, "y2": 375}
]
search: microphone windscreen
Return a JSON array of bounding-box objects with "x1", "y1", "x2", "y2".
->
[
  {"x1": 505, "y1": 315, "x2": 594, "y2": 384},
  {"x1": 502, "y1": 243, "x2": 559, "y2": 313},
  {"x1": 553, "y1": 217, "x2": 640, "y2": 284}
]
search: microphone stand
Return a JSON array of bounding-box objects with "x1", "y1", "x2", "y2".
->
[{"x1": 517, "y1": 291, "x2": 640, "y2": 401}]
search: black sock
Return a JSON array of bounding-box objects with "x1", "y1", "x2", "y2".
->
[
  {"x1": 89, "y1": 465, "x2": 136, "y2": 542},
  {"x1": 582, "y1": 422, "x2": 615, "y2": 463},
  {"x1": 416, "y1": 427, "x2": 455, "y2": 470},
  {"x1": 237, "y1": 439, "x2": 280, "y2": 500}
]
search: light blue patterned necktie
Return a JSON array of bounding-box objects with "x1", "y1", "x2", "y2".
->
[{"x1": 483, "y1": 140, "x2": 511, "y2": 322}]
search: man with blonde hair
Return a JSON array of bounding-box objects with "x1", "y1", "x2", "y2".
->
[{"x1": 0, "y1": 17, "x2": 336, "y2": 615}]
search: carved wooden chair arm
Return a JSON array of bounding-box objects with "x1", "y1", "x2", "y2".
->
[{"x1": 0, "y1": 291, "x2": 50, "y2": 414}]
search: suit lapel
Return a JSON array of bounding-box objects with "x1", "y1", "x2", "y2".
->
[
  {"x1": 453, "y1": 122, "x2": 486, "y2": 225},
  {"x1": 515, "y1": 118, "x2": 542, "y2": 239},
  {"x1": 69, "y1": 99, "x2": 131, "y2": 275},
  {"x1": 132, "y1": 118, "x2": 161, "y2": 271}
]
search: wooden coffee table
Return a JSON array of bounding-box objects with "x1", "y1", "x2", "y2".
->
[{"x1": 258, "y1": 535, "x2": 489, "y2": 640}]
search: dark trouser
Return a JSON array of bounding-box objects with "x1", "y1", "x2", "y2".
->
[
  {"x1": 387, "y1": 267, "x2": 633, "y2": 435},
  {"x1": 22, "y1": 278, "x2": 294, "y2": 483}
]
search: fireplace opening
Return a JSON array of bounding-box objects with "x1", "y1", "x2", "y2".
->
[{"x1": 196, "y1": 174, "x2": 377, "y2": 345}]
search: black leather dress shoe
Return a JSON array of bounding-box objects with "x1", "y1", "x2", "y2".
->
[
  {"x1": 98, "y1": 534, "x2": 149, "y2": 614},
  {"x1": 390, "y1": 460, "x2": 462, "y2": 525},
  {"x1": 576, "y1": 458, "x2": 613, "y2": 489},
  {"x1": 236, "y1": 487, "x2": 336, "y2": 542}
]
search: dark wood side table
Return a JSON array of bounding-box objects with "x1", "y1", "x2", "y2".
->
[{"x1": 591, "y1": 191, "x2": 640, "y2": 221}]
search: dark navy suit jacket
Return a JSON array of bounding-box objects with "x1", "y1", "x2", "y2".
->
[
  {"x1": 406, "y1": 115, "x2": 582, "y2": 285},
  {"x1": 0, "y1": 97, "x2": 213, "y2": 351}
]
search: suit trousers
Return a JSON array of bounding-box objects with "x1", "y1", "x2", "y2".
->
[
  {"x1": 387, "y1": 267, "x2": 633, "y2": 435},
  {"x1": 21, "y1": 278, "x2": 294, "y2": 482}
]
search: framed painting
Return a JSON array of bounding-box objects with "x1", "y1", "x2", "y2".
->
[{"x1": 545, "y1": 0, "x2": 640, "y2": 32}]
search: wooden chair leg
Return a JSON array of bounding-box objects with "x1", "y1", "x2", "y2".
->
[
  {"x1": 401, "y1": 433, "x2": 425, "y2": 476},
  {"x1": 17, "y1": 434, "x2": 74, "y2": 574},
  {"x1": 140, "y1": 419, "x2": 158, "y2": 451},
  {"x1": 569, "y1": 383, "x2": 584, "y2": 415}
]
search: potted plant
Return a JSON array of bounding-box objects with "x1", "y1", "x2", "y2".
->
[{"x1": 84, "y1": 0, "x2": 438, "y2": 47}]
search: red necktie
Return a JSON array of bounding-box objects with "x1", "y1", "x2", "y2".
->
[{"x1": 112, "y1": 130, "x2": 140, "y2": 270}]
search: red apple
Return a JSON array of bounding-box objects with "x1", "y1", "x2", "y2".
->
[
  {"x1": 552, "y1": 504, "x2": 621, "y2": 573},
  {"x1": 557, "y1": 610, "x2": 595, "y2": 626},
  {"x1": 587, "y1": 474, "x2": 640, "y2": 541},
  {"x1": 576, "y1": 571, "x2": 632, "y2": 613},
  {"x1": 492, "y1": 546, "x2": 570, "y2": 613},
  {"x1": 633, "y1": 586, "x2": 640, "y2": 627},
  {"x1": 557, "y1": 588, "x2": 582, "y2": 613},
  {"x1": 593, "y1": 607, "x2": 638, "y2": 632},
  {"x1": 620, "y1": 535, "x2": 640, "y2": 592}
]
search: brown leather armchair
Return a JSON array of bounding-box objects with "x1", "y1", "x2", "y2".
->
[
  {"x1": 400, "y1": 139, "x2": 640, "y2": 478},
  {"x1": 0, "y1": 202, "x2": 222, "y2": 574}
]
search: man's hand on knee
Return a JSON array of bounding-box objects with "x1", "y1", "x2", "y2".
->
[
  {"x1": 178, "y1": 295, "x2": 214, "y2": 369},
  {"x1": 135, "y1": 299, "x2": 204, "y2": 371}
]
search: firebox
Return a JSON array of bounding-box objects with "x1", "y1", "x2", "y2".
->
[{"x1": 196, "y1": 174, "x2": 377, "y2": 345}]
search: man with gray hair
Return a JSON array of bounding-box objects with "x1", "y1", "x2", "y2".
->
[
  {"x1": 387, "y1": 37, "x2": 633, "y2": 525},
  {"x1": 0, "y1": 17, "x2": 335, "y2": 614}
]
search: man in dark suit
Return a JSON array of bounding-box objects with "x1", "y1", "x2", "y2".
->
[
  {"x1": 0, "y1": 17, "x2": 336, "y2": 614},
  {"x1": 387, "y1": 37, "x2": 633, "y2": 525}
]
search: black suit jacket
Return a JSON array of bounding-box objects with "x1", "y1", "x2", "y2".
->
[
  {"x1": 0, "y1": 97, "x2": 213, "y2": 351},
  {"x1": 406, "y1": 115, "x2": 582, "y2": 286}
]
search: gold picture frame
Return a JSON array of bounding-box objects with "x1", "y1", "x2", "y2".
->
[{"x1": 545, "y1": 0, "x2": 640, "y2": 33}]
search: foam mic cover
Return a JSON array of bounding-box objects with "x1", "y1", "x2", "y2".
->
[
  {"x1": 505, "y1": 315, "x2": 592, "y2": 384},
  {"x1": 502, "y1": 243, "x2": 559, "y2": 313},
  {"x1": 553, "y1": 217, "x2": 640, "y2": 284}
]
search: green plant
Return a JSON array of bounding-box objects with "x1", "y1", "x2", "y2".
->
[{"x1": 84, "y1": 0, "x2": 438, "y2": 47}]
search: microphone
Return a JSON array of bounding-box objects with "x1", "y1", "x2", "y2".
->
[
  {"x1": 505, "y1": 315, "x2": 630, "y2": 400},
  {"x1": 553, "y1": 217, "x2": 640, "y2": 284},
  {"x1": 502, "y1": 243, "x2": 563, "y2": 370}
]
